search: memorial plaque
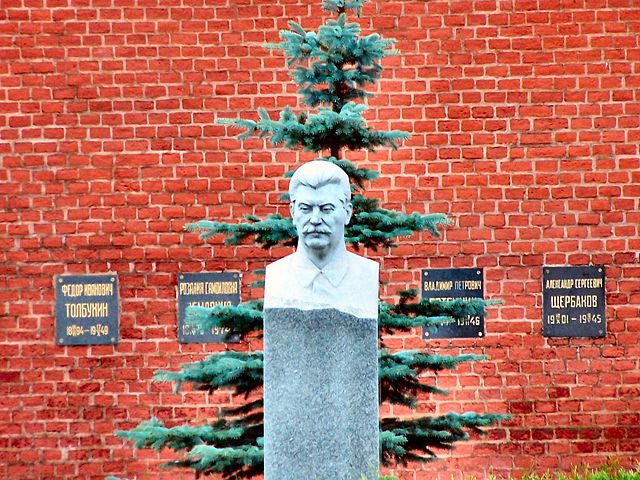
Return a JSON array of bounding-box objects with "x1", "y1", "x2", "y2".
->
[
  {"x1": 421, "y1": 268, "x2": 484, "y2": 339},
  {"x1": 177, "y1": 272, "x2": 241, "y2": 343},
  {"x1": 55, "y1": 274, "x2": 119, "y2": 345},
  {"x1": 542, "y1": 266, "x2": 606, "y2": 338}
]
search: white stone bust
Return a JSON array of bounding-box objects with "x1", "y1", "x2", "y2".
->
[{"x1": 264, "y1": 160, "x2": 379, "y2": 318}]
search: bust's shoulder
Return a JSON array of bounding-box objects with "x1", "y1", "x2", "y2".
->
[
  {"x1": 266, "y1": 253, "x2": 294, "y2": 274},
  {"x1": 346, "y1": 251, "x2": 378, "y2": 274}
]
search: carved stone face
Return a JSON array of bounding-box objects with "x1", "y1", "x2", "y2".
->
[{"x1": 290, "y1": 183, "x2": 353, "y2": 254}]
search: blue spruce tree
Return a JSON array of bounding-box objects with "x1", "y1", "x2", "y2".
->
[{"x1": 114, "y1": 1, "x2": 507, "y2": 478}]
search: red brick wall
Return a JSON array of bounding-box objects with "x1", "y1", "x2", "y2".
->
[{"x1": 1, "y1": 0, "x2": 639, "y2": 479}]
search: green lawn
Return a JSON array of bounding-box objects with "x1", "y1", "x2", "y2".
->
[{"x1": 379, "y1": 461, "x2": 640, "y2": 480}]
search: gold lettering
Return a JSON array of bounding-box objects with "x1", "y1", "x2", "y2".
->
[
  {"x1": 547, "y1": 313, "x2": 569, "y2": 325},
  {"x1": 545, "y1": 279, "x2": 574, "y2": 289},
  {"x1": 89, "y1": 324, "x2": 109, "y2": 336},
  {"x1": 66, "y1": 324, "x2": 85, "y2": 336},
  {"x1": 82, "y1": 283, "x2": 113, "y2": 296},
  {"x1": 546, "y1": 278, "x2": 603, "y2": 289},
  {"x1": 205, "y1": 281, "x2": 238, "y2": 294},
  {"x1": 179, "y1": 282, "x2": 205, "y2": 295},
  {"x1": 574, "y1": 278, "x2": 603, "y2": 289},
  {"x1": 65, "y1": 302, "x2": 109, "y2": 318},
  {"x1": 423, "y1": 281, "x2": 453, "y2": 291},
  {"x1": 180, "y1": 280, "x2": 238, "y2": 295},
  {"x1": 182, "y1": 323, "x2": 232, "y2": 336},
  {"x1": 188, "y1": 301, "x2": 233, "y2": 308},
  {"x1": 429, "y1": 296, "x2": 477, "y2": 302},
  {"x1": 463, "y1": 280, "x2": 482, "y2": 290},
  {"x1": 457, "y1": 316, "x2": 481, "y2": 326},
  {"x1": 61, "y1": 284, "x2": 83, "y2": 297}
]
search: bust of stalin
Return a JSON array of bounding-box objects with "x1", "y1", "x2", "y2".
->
[{"x1": 264, "y1": 160, "x2": 379, "y2": 319}]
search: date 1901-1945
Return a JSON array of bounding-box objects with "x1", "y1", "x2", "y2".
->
[{"x1": 546, "y1": 312, "x2": 603, "y2": 325}]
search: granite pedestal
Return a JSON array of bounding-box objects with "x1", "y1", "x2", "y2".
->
[{"x1": 264, "y1": 307, "x2": 379, "y2": 480}]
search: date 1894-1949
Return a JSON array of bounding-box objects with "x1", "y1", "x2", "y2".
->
[{"x1": 66, "y1": 324, "x2": 110, "y2": 337}]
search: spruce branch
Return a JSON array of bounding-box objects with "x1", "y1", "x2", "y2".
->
[
  {"x1": 115, "y1": 417, "x2": 245, "y2": 453},
  {"x1": 267, "y1": 10, "x2": 396, "y2": 109},
  {"x1": 379, "y1": 350, "x2": 486, "y2": 407},
  {"x1": 186, "y1": 215, "x2": 297, "y2": 248},
  {"x1": 152, "y1": 347, "x2": 486, "y2": 410},
  {"x1": 380, "y1": 412, "x2": 510, "y2": 465},
  {"x1": 179, "y1": 443, "x2": 264, "y2": 479},
  {"x1": 379, "y1": 290, "x2": 490, "y2": 335},
  {"x1": 222, "y1": 399, "x2": 264, "y2": 420},
  {"x1": 322, "y1": 0, "x2": 366, "y2": 16},
  {"x1": 116, "y1": 412, "x2": 509, "y2": 479},
  {"x1": 218, "y1": 103, "x2": 409, "y2": 154},
  {"x1": 153, "y1": 351, "x2": 263, "y2": 396},
  {"x1": 116, "y1": 418, "x2": 264, "y2": 479},
  {"x1": 185, "y1": 301, "x2": 264, "y2": 339},
  {"x1": 349, "y1": 197, "x2": 450, "y2": 249}
]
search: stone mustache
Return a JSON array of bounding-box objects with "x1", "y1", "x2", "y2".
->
[{"x1": 263, "y1": 160, "x2": 380, "y2": 480}]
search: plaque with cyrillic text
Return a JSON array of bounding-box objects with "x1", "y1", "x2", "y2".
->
[
  {"x1": 542, "y1": 266, "x2": 606, "y2": 338},
  {"x1": 55, "y1": 274, "x2": 119, "y2": 345},
  {"x1": 177, "y1": 272, "x2": 241, "y2": 343},
  {"x1": 421, "y1": 268, "x2": 484, "y2": 339}
]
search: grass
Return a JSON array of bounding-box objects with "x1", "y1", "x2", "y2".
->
[
  {"x1": 488, "y1": 460, "x2": 640, "y2": 480},
  {"x1": 110, "y1": 461, "x2": 640, "y2": 480},
  {"x1": 377, "y1": 460, "x2": 640, "y2": 480}
]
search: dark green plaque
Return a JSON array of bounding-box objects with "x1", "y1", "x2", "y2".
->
[
  {"x1": 55, "y1": 274, "x2": 119, "y2": 345},
  {"x1": 542, "y1": 266, "x2": 606, "y2": 338},
  {"x1": 177, "y1": 272, "x2": 241, "y2": 343},
  {"x1": 421, "y1": 268, "x2": 484, "y2": 339}
]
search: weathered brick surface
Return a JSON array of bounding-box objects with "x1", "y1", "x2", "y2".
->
[{"x1": 1, "y1": 0, "x2": 639, "y2": 478}]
